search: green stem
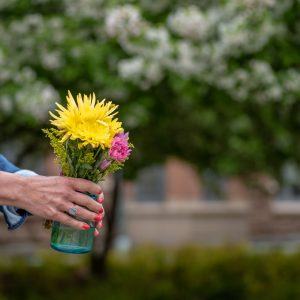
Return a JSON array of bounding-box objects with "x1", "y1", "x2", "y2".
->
[{"x1": 75, "y1": 147, "x2": 84, "y2": 177}]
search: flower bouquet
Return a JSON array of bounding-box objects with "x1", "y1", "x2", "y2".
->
[{"x1": 43, "y1": 91, "x2": 133, "y2": 254}]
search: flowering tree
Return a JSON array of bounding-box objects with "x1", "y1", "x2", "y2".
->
[
  {"x1": 102, "y1": 0, "x2": 300, "y2": 181},
  {"x1": 0, "y1": 0, "x2": 300, "y2": 178}
]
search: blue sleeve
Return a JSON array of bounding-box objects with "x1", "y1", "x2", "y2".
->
[
  {"x1": 0, "y1": 155, "x2": 32, "y2": 230},
  {"x1": 0, "y1": 154, "x2": 19, "y2": 172}
]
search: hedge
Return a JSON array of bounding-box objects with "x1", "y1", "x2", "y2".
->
[{"x1": 1, "y1": 246, "x2": 300, "y2": 300}]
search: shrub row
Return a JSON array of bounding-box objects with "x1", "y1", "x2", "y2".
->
[{"x1": 1, "y1": 246, "x2": 300, "y2": 300}]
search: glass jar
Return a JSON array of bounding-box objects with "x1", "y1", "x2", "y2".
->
[{"x1": 50, "y1": 194, "x2": 96, "y2": 254}]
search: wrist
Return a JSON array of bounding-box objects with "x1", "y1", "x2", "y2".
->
[
  {"x1": 11, "y1": 174, "x2": 27, "y2": 207},
  {"x1": 0, "y1": 172, "x2": 26, "y2": 207}
]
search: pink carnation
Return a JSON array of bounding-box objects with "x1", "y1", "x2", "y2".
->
[{"x1": 109, "y1": 132, "x2": 132, "y2": 162}]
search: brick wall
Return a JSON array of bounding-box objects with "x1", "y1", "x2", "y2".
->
[{"x1": 2, "y1": 156, "x2": 300, "y2": 253}]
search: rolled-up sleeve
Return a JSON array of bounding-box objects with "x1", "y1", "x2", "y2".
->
[{"x1": 0, "y1": 205, "x2": 29, "y2": 230}]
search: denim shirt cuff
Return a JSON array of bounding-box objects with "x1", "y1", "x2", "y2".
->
[
  {"x1": 1, "y1": 206, "x2": 29, "y2": 230},
  {"x1": 2, "y1": 169, "x2": 37, "y2": 230}
]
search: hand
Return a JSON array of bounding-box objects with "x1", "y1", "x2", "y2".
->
[{"x1": 14, "y1": 175, "x2": 105, "y2": 231}]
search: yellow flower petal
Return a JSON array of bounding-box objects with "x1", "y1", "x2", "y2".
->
[{"x1": 49, "y1": 91, "x2": 123, "y2": 148}]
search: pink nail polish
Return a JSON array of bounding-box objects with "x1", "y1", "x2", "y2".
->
[
  {"x1": 83, "y1": 224, "x2": 90, "y2": 230},
  {"x1": 94, "y1": 215, "x2": 102, "y2": 221},
  {"x1": 99, "y1": 208, "x2": 104, "y2": 214},
  {"x1": 98, "y1": 197, "x2": 104, "y2": 204}
]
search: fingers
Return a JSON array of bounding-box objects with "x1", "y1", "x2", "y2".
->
[
  {"x1": 53, "y1": 211, "x2": 93, "y2": 231},
  {"x1": 67, "y1": 177, "x2": 102, "y2": 196},
  {"x1": 98, "y1": 192, "x2": 105, "y2": 204},
  {"x1": 94, "y1": 197, "x2": 105, "y2": 237},
  {"x1": 96, "y1": 220, "x2": 103, "y2": 230},
  {"x1": 46, "y1": 201, "x2": 105, "y2": 232},
  {"x1": 94, "y1": 221, "x2": 103, "y2": 237},
  {"x1": 95, "y1": 193, "x2": 105, "y2": 237},
  {"x1": 70, "y1": 204, "x2": 104, "y2": 223},
  {"x1": 72, "y1": 192, "x2": 102, "y2": 214},
  {"x1": 54, "y1": 187, "x2": 105, "y2": 231}
]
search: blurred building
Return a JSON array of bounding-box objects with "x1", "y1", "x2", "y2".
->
[
  {"x1": 123, "y1": 157, "x2": 300, "y2": 251},
  {"x1": 1, "y1": 156, "x2": 300, "y2": 255}
]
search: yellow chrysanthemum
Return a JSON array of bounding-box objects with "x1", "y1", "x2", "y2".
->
[{"x1": 49, "y1": 91, "x2": 123, "y2": 149}]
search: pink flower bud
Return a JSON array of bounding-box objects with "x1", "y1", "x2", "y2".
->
[{"x1": 99, "y1": 159, "x2": 112, "y2": 171}]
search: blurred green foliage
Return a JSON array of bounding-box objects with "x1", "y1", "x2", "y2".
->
[
  {"x1": 0, "y1": 0, "x2": 300, "y2": 180},
  {"x1": 1, "y1": 246, "x2": 300, "y2": 299}
]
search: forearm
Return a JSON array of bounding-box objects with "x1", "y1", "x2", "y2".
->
[{"x1": 0, "y1": 171, "x2": 25, "y2": 206}]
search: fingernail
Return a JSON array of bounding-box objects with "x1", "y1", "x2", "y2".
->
[
  {"x1": 99, "y1": 208, "x2": 104, "y2": 214},
  {"x1": 95, "y1": 229, "x2": 100, "y2": 236},
  {"x1": 94, "y1": 215, "x2": 102, "y2": 221},
  {"x1": 83, "y1": 224, "x2": 90, "y2": 230},
  {"x1": 98, "y1": 197, "x2": 104, "y2": 204}
]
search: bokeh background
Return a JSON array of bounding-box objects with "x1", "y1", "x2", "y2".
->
[{"x1": 1, "y1": 0, "x2": 300, "y2": 299}]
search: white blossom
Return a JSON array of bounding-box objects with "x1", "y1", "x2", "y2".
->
[
  {"x1": 117, "y1": 25, "x2": 172, "y2": 85},
  {"x1": 0, "y1": 47, "x2": 5, "y2": 65},
  {"x1": 282, "y1": 69, "x2": 300, "y2": 93},
  {"x1": 118, "y1": 56, "x2": 163, "y2": 89},
  {"x1": 0, "y1": 63, "x2": 58, "y2": 121},
  {"x1": 168, "y1": 6, "x2": 209, "y2": 40},
  {"x1": 145, "y1": 62, "x2": 163, "y2": 84},
  {"x1": 105, "y1": 5, "x2": 144, "y2": 41},
  {"x1": 170, "y1": 41, "x2": 200, "y2": 77},
  {"x1": 103, "y1": 2, "x2": 299, "y2": 104},
  {"x1": 41, "y1": 50, "x2": 63, "y2": 70},
  {"x1": 250, "y1": 60, "x2": 277, "y2": 85},
  {"x1": 142, "y1": 27, "x2": 172, "y2": 60},
  {"x1": 0, "y1": 0, "x2": 17, "y2": 10},
  {"x1": 118, "y1": 57, "x2": 145, "y2": 80},
  {"x1": 216, "y1": 60, "x2": 282, "y2": 103},
  {"x1": 14, "y1": 81, "x2": 58, "y2": 121},
  {"x1": 140, "y1": 0, "x2": 171, "y2": 14},
  {"x1": 0, "y1": 0, "x2": 298, "y2": 113},
  {"x1": 0, "y1": 96, "x2": 13, "y2": 114},
  {"x1": 217, "y1": 13, "x2": 280, "y2": 57},
  {"x1": 241, "y1": 0, "x2": 275, "y2": 9},
  {"x1": 63, "y1": 0, "x2": 104, "y2": 19}
]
